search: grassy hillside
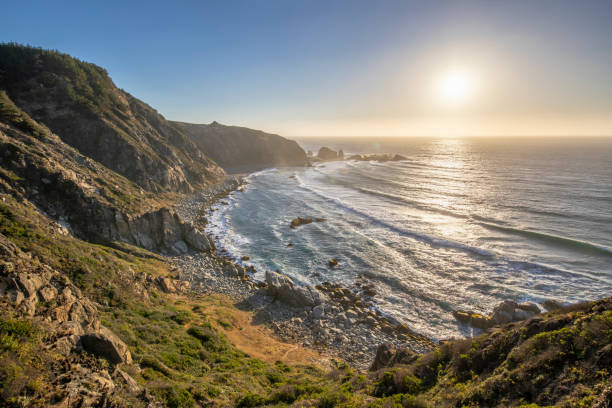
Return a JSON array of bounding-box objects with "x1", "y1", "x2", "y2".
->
[{"x1": 0, "y1": 43, "x2": 224, "y2": 193}]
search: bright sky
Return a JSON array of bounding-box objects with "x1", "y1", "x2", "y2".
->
[{"x1": 3, "y1": 0, "x2": 612, "y2": 137}]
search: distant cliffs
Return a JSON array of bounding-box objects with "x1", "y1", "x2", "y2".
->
[{"x1": 171, "y1": 121, "x2": 308, "y2": 172}]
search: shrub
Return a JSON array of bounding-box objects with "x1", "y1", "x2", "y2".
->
[{"x1": 236, "y1": 393, "x2": 267, "y2": 407}]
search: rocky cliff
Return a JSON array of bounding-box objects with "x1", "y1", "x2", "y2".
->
[
  {"x1": 171, "y1": 121, "x2": 308, "y2": 172},
  {"x1": 0, "y1": 90, "x2": 212, "y2": 255}
]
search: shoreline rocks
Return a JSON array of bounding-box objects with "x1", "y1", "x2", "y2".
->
[
  {"x1": 453, "y1": 300, "x2": 542, "y2": 329},
  {"x1": 171, "y1": 177, "x2": 436, "y2": 370},
  {"x1": 265, "y1": 270, "x2": 323, "y2": 308}
]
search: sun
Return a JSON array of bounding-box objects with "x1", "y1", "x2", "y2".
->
[{"x1": 437, "y1": 69, "x2": 474, "y2": 105}]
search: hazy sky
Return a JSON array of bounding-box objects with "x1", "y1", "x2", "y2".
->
[{"x1": 4, "y1": 0, "x2": 612, "y2": 137}]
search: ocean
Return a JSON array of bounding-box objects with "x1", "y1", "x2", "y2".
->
[{"x1": 206, "y1": 137, "x2": 612, "y2": 341}]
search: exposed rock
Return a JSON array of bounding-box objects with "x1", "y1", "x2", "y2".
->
[
  {"x1": 346, "y1": 153, "x2": 407, "y2": 162},
  {"x1": 328, "y1": 259, "x2": 339, "y2": 267},
  {"x1": 453, "y1": 299, "x2": 541, "y2": 329},
  {"x1": 290, "y1": 217, "x2": 313, "y2": 229},
  {"x1": 156, "y1": 277, "x2": 177, "y2": 293},
  {"x1": 542, "y1": 299, "x2": 565, "y2": 312},
  {"x1": 312, "y1": 305, "x2": 325, "y2": 320},
  {"x1": 116, "y1": 369, "x2": 142, "y2": 393},
  {"x1": 16, "y1": 272, "x2": 44, "y2": 297},
  {"x1": 517, "y1": 302, "x2": 541, "y2": 314},
  {"x1": 38, "y1": 285, "x2": 58, "y2": 303},
  {"x1": 370, "y1": 344, "x2": 418, "y2": 371},
  {"x1": 317, "y1": 147, "x2": 338, "y2": 161},
  {"x1": 265, "y1": 270, "x2": 323, "y2": 307},
  {"x1": 290, "y1": 216, "x2": 324, "y2": 229},
  {"x1": 80, "y1": 326, "x2": 132, "y2": 364}
]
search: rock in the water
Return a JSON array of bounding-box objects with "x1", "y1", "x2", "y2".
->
[
  {"x1": 328, "y1": 259, "x2": 339, "y2": 267},
  {"x1": 290, "y1": 217, "x2": 313, "y2": 229},
  {"x1": 265, "y1": 270, "x2": 323, "y2": 307},
  {"x1": 317, "y1": 147, "x2": 338, "y2": 160},
  {"x1": 290, "y1": 217, "x2": 324, "y2": 229},
  {"x1": 80, "y1": 326, "x2": 132, "y2": 364}
]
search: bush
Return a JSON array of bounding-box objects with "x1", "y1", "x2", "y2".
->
[
  {"x1": 157, "y1": 387, "x2": 195, "y2": 408},
  {"x1": 236, "y1": 393, "x2": 267, "y2": 407}
]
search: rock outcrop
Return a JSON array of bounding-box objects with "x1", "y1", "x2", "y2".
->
[
  {"x1": 113, "y1": 207, "x2": 213, "y2": 254},
  {"x1": 80, "y1": 327, "x2": 132, "y2": 364},
  {"x1": 369, "y1": 344, "x2": 418, "y2": 371},
  {"x1": 0, "y1": 93, "x2": 213, "y2": 254},
  {"x1": 265, "y1": 270, "x2": 324, "y2": 308},
  {"x1": 453, "y1": 300, "x2": 542, "y2": 329},
  {"x1": 171, "y1": 120, "x2": 308, "y2": 172},
  {"x1": 317, "y1": 147, "x2": 338, "y2": 160},
  {"x1": 0, "y1": 233, "x2": 131, "y2": 365},
  {"x1": 289, "y1": 216, "x2": 324, "y2": 229},
  {"x1": 346, "y1": 153, "x2": 407, "y2": 162}
]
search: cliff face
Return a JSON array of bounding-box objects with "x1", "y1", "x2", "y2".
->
[
  {"x1": 171, "y1": 121, "x2": 308, "y2": 172},
  {"x1": 0, "y1": 90, "x2": 212, "y2": 254},
  {"x1": 0, "y1": 44, "x2": 224, "y2": 193}
]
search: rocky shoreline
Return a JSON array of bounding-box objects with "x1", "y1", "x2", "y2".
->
[{"x1": 171, "y1": 176, "x2": 436, "y2": 370}]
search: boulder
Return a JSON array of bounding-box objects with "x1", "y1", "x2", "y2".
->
[
  {"x1": 453, "y1": 299, "x2": 540, "y2": 329},
  {"x1": 317, "y1": 147, "x2": 338, "y2": 160},
  {"x1": 171, "y1": 240, "x2": 189, "y2": 254},
  {"x1": 369, "y1": 344, "x2": 417, "y2": 371},
  {"x1": 452, "y1": 310, "x2": 472, "y2": 323},
  {"x1": 38, "y1": 285, "x2": 58, "y2": 302},
  {"x1": 265, "y1": 270, "x2": 323, "y2": 307},
  {"x1": 542, "y1": 299, "x2": 565, "y2": 312},
  {"x1": 312, "y1": 305, "x2": 325, "y2": 320},
  {"x1": 184, "y1": 227, "x2": 212, "y2": 251},
  {"x1": 116, "y1": 369, "x2": 142, "y2": 393},
  {"x1": 517, "y1": 302, "x2": 541, "y2": 314},
  {"x1": 80, "y1": 326, "x2": 132, "y2": 364},
  {"x1": 16, "y1": 273, "x2": 45, "y2": 297},
  {"x1": 156, "y1": 277, "x2": 177, "y2": 293}
]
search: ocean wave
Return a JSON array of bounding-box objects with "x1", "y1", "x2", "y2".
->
[
  {"x1": 245, "y1": 167, "x2": 278, "y2": 181},
  {"x1": 294, "y1": 175, "x2": 494, "y2": 258},
  {"x1": 478, "y1": 222, "x2": 612, "y2": 257},
  {"x1": 354, "y1": 186, "x2": 465, "y2": 219}
]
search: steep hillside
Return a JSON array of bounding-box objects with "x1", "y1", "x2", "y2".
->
[
  {"x1": 0, "y1": 43, "x2": 224, "y2": 193},
  {"x1": 0, "y1": 90, "x2": 215, "y2": 255},
  {"x1": 0, "y1": 43, "x2": 610, "y2": 408},
  {"x1": 171, "y1": 121, "x2": 308, "y2": 172}
]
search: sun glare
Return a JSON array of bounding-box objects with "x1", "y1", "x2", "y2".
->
[{"x1": 437, "y1": 69, "x2": 474, "y2": 106}]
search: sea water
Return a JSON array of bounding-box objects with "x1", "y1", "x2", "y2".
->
[{"x1": 206, "y1": 137, "x2": 612, "y2": 340}]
